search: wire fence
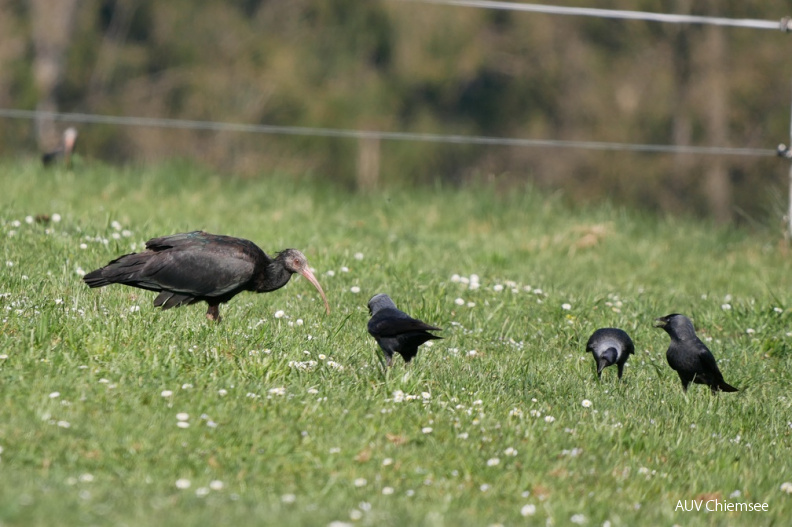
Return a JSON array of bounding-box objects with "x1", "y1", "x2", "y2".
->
[
  {"x1": 0, "y1": 108, "x2": 777, "y2": 159},
  {"x1": 392, "y1": 0, "x2": 792, "y2": 31}
]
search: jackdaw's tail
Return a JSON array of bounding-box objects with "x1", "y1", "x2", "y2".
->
[{"x1": 717, "y1": 381, "x2": 739, "y2": 393}]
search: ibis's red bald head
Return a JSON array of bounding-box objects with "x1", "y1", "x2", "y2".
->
[{"x1": 281, "y1": 249, "x2": 330, "y2": 314}]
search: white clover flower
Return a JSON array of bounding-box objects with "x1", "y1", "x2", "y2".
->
[
  {"x1": 129, "y1": 305, "x2": 140, "y2": 313},
  {"x1": 521, "y1": 504, "x2": 536, "y2": 516},
  {"x1": 721, "y1": 303, "x2": 732, "y2": 310},
  {"x1": 382, "y1": 487, "x2": 394, "y2": 495},
  {"x1": 177, "y1": 422, "x2": 189, "y2": 429},
  {"x1": 468, "y1": 283, "x2": 480, "y2": 291},
  {"x1": 25, "y1": 215, "x2": 34, "y2": 224},
  {"x1": 274, "y1": 310, "x2": 285, "y2": 318},
  {"x1": 781, "y1": 482, "x2": 792, "y2": 494},
  {"x1": 775, "y1": 307, "x2": 784, "y2": 313},
  {"x1": 581, "y1": 399, "x2": 592, "y2": 408},
  {"x1": 544, "y1": 415, "x2": 556, "y2": 423},
  {"x1": 54, "y1": 298, "x2": 63, "y2": 305},
  {"x1": 175, "y1": 479, "x2": 191, "y2": 489},
  {"x1": 466, "y1": 302, "x2": 476, "y2": 308},
  {"x1": 49, "y1": 392, "x2": 61, "y2": 399},
  {"x1": 79, "y1": 473, "x2": 94, "y2": 482},
  {"x1": 218, "y1": 389, "x2": 228, "y2": 396},
  {"x1": 57, "y1": 420, "x2": 71, "y2": 428},
  {"x1": 457, "y1": 432, "x2": 469, "y2": 439},
  {"x1": 181, "y1": 383, "x2": 193, "y2": 390},
  {"x1": 729, "y1": 490, "x2": 742, "y2": 498},
  {"x1": 454, "y1": 298, "x2": 465, "y2": 306},
  {"x1": 111, "y1": 220, "x2": 122, "y2": 230},
  {"x1": 570, "y1": 513, "x2": 586, "y2": 525},
  {"x1": 493, "y1": 284, "x2": 504, "y2": 292},
  {"x1": 504, "y1": 447, "x2": 518, "y2": 456},
  {"x1": 176, "y1": 413, "x2": 189, "y2": 421},
  {"x1": 52, "y1": 213, "x2": 62, "y2": 223},
  {"x1": 209, "y1": 480, "x2": 224, "y2": 491},
  {"x1": 79, "y1": 243, "x2": 88, "y2": 249},
  {"x1": 746, "y1": 328, "x2": 755, "y2": 334},
  {"x1": 529, "y1": 409, "x2": 542, "y2": 417},
  {"x1": 486, "y1": 458, "x2": 500, "y2": 467},
  {"x1": 340, "y1": 266, "x2": 349, "y2": 273},
  {"x1": 353, "y1": 478, "x2": 367, "y2": 487},
  {"x1": 562, "y1": 303, "x2": 572, "y2": 310},
  {"x1": 422, "y1": 427, "x2": 433, "y2": 434},
  {"x1": 480, "y1": 484, "x2": 490, "y2": 492},
  {"x1": 451, "y1": 274, "x2": 461, "y2": 283},
  {"x1": 326, "y1": 270, "x2": 335, "y2": 277},
  {"x1": 382, "y1": 458, "x2": 393, "y2": 466},
  {"x1": 295, "y1": 319, "x2": 304, "y2": 326},
  {"x1": 350, "y1": 286, "x2": 361, "y2": 293},
  {"x1": 354, "y1": 252, "x2": 364, "y2": 261},
  {"x1": 268, "y1": 387, "x2": 286, "y2": 396},
  {"x1": 281, "y1": 494, "x2": 296, "y2": 503},
  {"x1": 161, "y1": 390, "x2": 173, "y2": 398}
]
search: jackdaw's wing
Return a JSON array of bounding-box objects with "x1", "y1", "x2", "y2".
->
[{"x1": 368, "y1": 310, "x2": 441, "y2": 338}]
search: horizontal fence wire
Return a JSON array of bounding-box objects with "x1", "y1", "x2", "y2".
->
[
  {"x1": 392, "y1": 0, "x2": 791, "y2": 31},
  {"x1": 0, "y1": 108, "x2": 777, "y2": 158}
]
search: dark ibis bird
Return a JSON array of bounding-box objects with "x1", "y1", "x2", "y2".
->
[
  {"x1": 367, "y1": 293, "x2": 442, "y2": 366},
  {"x1": 42, "y1": 127, "x2": 78, "y2": 167},
  {"x1": 654, "y1": 313, "x2": 738, "y2": 394},
  {"x1": 84, "y1": 231, "x2": 330, "y2": 321},
  {"x1": 585, "y1": 327, "x2": 634, "y2": 380}
]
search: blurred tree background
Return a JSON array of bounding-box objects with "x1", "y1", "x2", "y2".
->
[{"x1": 1, "y1": 0, "x2": 791, "y2": 225}]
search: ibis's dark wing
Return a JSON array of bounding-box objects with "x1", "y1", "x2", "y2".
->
[
  {"x1": 134, "y1": 247, "x2": 256, "y2": 297},
  {"x1": 145, "y1": 231, "x2": 211, "y2": 251}
]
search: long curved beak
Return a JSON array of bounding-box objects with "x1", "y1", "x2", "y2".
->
[{"x1": 298, "y1": 267, "x2": 330, "y2": 314}]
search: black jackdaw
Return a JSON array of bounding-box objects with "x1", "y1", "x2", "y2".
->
[
  {"x1": 653, "y1": 313, "x2": 738, "y2": 394},
  {"x1": 585, "y1": 327, "x2": 635, "y2": 380},
  {"x1": 367, "y1": 293, "x2": 442, "y2": 366}
]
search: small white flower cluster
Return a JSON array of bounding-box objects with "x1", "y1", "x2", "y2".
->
[
  {"x1": 389, "y1": 390, "x2": 426, "y2": 403},
  {"x1": 451, "y1": 273, "x2": 481, "y2": 290},
  {"x1": 289, "y1": 360, "x2": 318, "y2": 371}
]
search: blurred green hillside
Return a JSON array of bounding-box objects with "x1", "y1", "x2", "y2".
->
[{"x1": 1, "y1": 0, "x2": 791, "y2": 224}]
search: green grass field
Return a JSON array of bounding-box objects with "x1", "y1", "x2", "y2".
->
[{"x1": 1, "y1": 159, "x2": 791, "y2": 526}]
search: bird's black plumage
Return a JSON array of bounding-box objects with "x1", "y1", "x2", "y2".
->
[
  {"x1": 585, "y1": 327, "x2": 634, "y2": 380},
  {"x1": 367, "y1": 293, "x2": 442, "y2": 366},
  {"x1": 653, "y1": 313, "x2": 738, "y2": 394},
  {"x1": 84, "y1": 231, "x2": 330, "y2": 321}
]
